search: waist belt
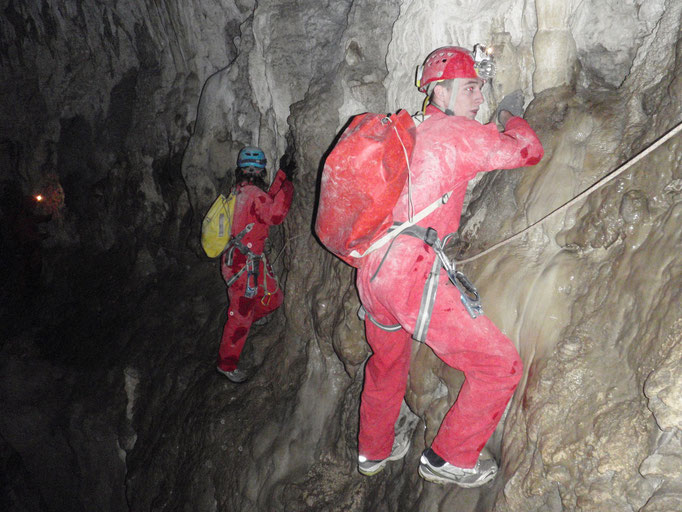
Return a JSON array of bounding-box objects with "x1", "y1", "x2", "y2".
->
[
  {"x1": 225, "y1": 223, "x2": 256, "y2": 265},
  {"x1": 225, "y1": 223, "x2": 260, "y2": 288},
  {"x1": 224, "y1": 224, "x2": 280, "y2": 301},
  {"x1": 361, "y1": 224, "x2": 483, "y2": 343},
  {"x1": 225, "y1": 253, "x2": 262, "y2": 287},
  {"x1": 403, "y1": 225, "x2": 483, "y2": 320}
]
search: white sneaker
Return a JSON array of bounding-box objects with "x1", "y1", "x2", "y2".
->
[
  {"x1": 419, "y1": 448, "x2": 498, "y2": 487},
  {"x1": 216, "y1": 367, "x2": 248, "y2": 383},
  {"x1": 358, "y1": 428, "x2": 411, "y2": 476}
]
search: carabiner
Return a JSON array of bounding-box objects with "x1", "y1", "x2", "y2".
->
[{"x1": 427, "y1": 229, "x2": 483, "y2": 319}]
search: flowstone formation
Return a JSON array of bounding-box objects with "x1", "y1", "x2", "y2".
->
[{"x1": 1, "y1": 0, "x2": 681, "y2": 511}]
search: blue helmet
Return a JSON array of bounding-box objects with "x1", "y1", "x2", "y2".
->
[{"x1": 237, "y1": 146, "x2": 267, "y2": 170}]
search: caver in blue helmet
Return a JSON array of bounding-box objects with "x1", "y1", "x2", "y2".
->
[{"x1": 237, "y1": 146, "x2": 267, "y2": 173}]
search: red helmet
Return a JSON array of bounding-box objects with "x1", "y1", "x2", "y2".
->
[{"x1": 416, "y1": 45, "x2": 494, "y2": 93}]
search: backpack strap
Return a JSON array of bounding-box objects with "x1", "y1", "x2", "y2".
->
[
  {"x1": 412, "y1": 112, "x2": 429, "y2": 127},
  {"x1": 348, "y1": 191, "x2": 452, "y2": 259},
  {"x1": 225, "y1": 264, "x2": 248, "y2": 287},
  {"x1": 225, "y1": 223, "x2": 255, "y2": 265}
]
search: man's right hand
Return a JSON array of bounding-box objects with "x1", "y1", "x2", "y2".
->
[
  {"x1": 496, "y1": 89, "x2": 524, "y2": 128},
  {"x1": 498, "y1": 110, "x2": 513, "y2": 129}
]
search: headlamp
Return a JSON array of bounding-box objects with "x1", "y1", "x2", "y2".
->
[{"x1": 472, "y1": 43, "x2": 495, "y2": 80}]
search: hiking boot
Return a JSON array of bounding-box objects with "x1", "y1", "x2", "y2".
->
[
  {"x1": 418, "y1": 448, "x2": 498, "y2": 487},
  {"x1": 216, "y1": 367, "x2": 248, "y2": 383},
  {"x1": 358, "y1": 430, "x2": 411, "y2": 476}
]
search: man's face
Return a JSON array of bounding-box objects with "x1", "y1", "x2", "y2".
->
[{"x1": 452, "y1": 78, "x2": 485, "y2": 119}]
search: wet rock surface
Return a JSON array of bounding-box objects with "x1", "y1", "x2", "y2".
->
[{"x1": 1, "y1": 0, "x2": 681, "y2": 511}]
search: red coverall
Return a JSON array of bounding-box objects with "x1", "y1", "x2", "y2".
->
[
  {"x1": 356, "y1": 105, "x2": 543, "y2": 468},
  {"x1": 217, "y1": 169, "x2": 293, "y2": 372}
]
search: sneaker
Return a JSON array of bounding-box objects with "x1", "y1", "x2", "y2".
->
[
  {"x1": 216, "y1": 367, "x2": 248, "y2": 383},
  {"x1": 418, "y1": 448, "x2": 498, "y2": 487},
  {"x1": 358, "y1": 430, "x2": 411, "y2": 476}
]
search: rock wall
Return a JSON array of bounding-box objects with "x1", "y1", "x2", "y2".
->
[{"x1": 1, "y1": 0, "x2": 681, "y2": 511}]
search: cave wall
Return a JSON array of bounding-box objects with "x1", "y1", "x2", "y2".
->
[
  {"x1": 1, "y1": 0, "x2": 251, "y2": 267},
  {"x1": 1, "y1": 0, "x2": 681, "y2": 511}
]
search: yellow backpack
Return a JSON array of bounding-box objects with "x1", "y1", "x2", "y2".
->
[{"x1": 201, "y1": 192, "x2": 236, "y2": 258}]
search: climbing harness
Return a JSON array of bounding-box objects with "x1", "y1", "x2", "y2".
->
[
  {"x1": 244, "y1": 257, "x2": 259, "y2": 298},
  {"x1": 419, "y1": 228, "x2": 483, "y2": 319},
  {"x1": 224, "y1": 223, "x2": 255, "y2": 287},
  {"x1": 366, "y1": 223, "x2": 483, "y2": 342},
  {"x1": 457, "y1": 121, "x2": 682, "y2": 265},
  {"x1": 357, "y1": 305, "x2": 402, "y2": 332},
  {"x1": 399, "y1": 226, "x2": 482, "y2": 337},
  {"x1": 223, "y1": 222, "x2": 280, "y2": 301}
]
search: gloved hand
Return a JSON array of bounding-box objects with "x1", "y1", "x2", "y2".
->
[
  {"x1": 495, "y1": 89, "x2": 525, "y2": 125},
  {"x1": 279, "y1": 153, "x2": 297, "y2": 180}
]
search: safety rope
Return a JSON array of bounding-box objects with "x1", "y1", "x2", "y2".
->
[
  {"x1": 456, "y1": 121, "x2": 682, "y2": 265},
  {"x1": 271, "y1": 233, "x2": 306, "y2": 264}
]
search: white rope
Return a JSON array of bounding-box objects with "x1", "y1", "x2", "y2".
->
[
  {"x1": 456, "y1": 121, "x2": 682, "y2": 265},
  {"x1": 393, "y1": 125, "x2": 415, "y2": 221},
  {"x1": 272, "y1": 233, "x2": 306, "y2": 264}
]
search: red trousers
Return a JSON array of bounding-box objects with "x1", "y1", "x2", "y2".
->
[
  {"x1": 217, "y1": 260, "x2": 283, "y2": 372},
  {"x1": 356, "y1": 246, "x2": 522, "y2": 468}
]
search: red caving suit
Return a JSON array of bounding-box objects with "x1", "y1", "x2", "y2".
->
[
  {"x1": 217, "y1": 170, "x2": 293, "y2": 372},
  {"x1": 356, "y1": 105, "x2": 543, "y2": 468}
]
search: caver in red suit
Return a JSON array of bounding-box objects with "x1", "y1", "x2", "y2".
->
[
  {"x1": 355, "y1": 102, "x2": 543, "y2": 468},
  {"x1": 216, "y1": 168, "x2": 293, "y2": 374}
]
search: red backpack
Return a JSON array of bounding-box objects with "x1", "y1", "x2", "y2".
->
[{"x1": 315, "y1": 110, "x2": 417, "y2": 267}]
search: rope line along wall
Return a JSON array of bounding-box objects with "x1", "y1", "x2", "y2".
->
[{"x1": 456, "y1": 121, "x2": 682, "y2": 265}]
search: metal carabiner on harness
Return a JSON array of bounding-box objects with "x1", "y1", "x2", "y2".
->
[
  {"x1": 423, "y1": 227, "x2": 484, "y2": 319},
  {"x1": 244, "y1": 258, "x2": 259, "y2": 298},
  {"x1": 260, "y1": 257, "x2": 278, "y2": 306}
]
